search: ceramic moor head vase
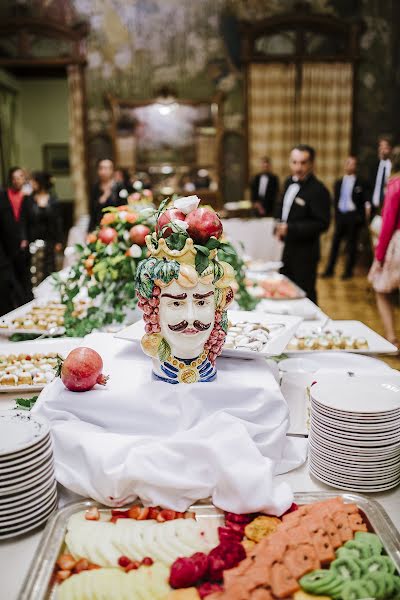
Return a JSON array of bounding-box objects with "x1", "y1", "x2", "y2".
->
[{"x1": 135, "y1": 196, "x2": 235, "y2": 384}]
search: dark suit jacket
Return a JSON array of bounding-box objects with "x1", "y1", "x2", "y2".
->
[
  {"x1": 277, "y1": 174, "x2": 331, "y2": 268},
  {"x1": 250, "y1": 172, "x2": 279, "y2": 216},
  {"x1": 333, "y1": 176, "x2": 368, "y2": 223},
  {"x1": 0, "y1": 190, "x2": 20, "y2": 269}
]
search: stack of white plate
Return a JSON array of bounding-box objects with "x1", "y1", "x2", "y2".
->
[
  {"x1": 0, "y1": 410, "x2": 57, "y2": 539},
  {"x1": 309, "y1": 373, "x2": 400, "y2": 492}
]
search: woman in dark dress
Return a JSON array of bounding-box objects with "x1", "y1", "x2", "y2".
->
[
  {"x1": 88, "y1": 158, "x2": 123, "y2": 231},
  {"x1": 21, "y1": 171, "x2": 63, "y2": 281}
]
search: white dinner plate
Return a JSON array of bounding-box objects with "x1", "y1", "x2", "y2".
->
[
  {"x1": 281, "y1": 351, "x2": 393, "y2": 373},
  {"x1": 309, "y1": 462, "x2": 400, "y2": 488},
  {"x1": 309, "y1": 454, "x2": 400, "y2": 478},
  {"x1": 308, "y1": 441, "x2": 400, "y2": 467},
  {"x1": 0, "y1": 410, "x2": 50, "y2": 457},
  {"x1": 311, "y1": 373, "x2": 400, "y2": 413},
  {"x1": 310, "y1": 421, "x2": 400, "y2": 447},
  {"x1": 0, "y1": 454, "x2": 54, "y2": 485},
  {"x1": 310, "y1": 406, "x2": 400, "y2": 432},
  {"x1": 0, "y1": 433, "x2": 51, "y2": 464},
  {"x1": 310, "y1": 397, "x2": 400, "y2": 421},
  {"x1": 0, "y1": 478, "x2": 57, "y2": 508},
  {"x1": 286, "y1": 321, "x2": 398, "y2": 355},
  {"x1": 0, "y1": 481, "x2": 57, "y2": 517},
  {"x1": 309, "y1": 464, "x2": 400, "y2": 492},
  {"x1": 0, "y1": 488, "x2": 58, "y2": 526},
  {"x1": 309, "y1": 429, "x2": 400, "y2": 455},
  {"x1": 0, "y1": 462, "x2": 54, "y2": 496},
  {"x1": 114, "y1": 310, "x2": 303, "y2": 359},
  {"x1": 0, "y1": 440, "x2": 52, "y2": 474},
  {"x1": 0, "y1": 498, "x2": 58, "y2": 538},
  {"x1": 310, "y1": 417, "x2": 400, "y2": 441}
]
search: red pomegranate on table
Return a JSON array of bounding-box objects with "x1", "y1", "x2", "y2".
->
[
  {"x1": 185, "y1": 207, "x2": 223, "y2": 244},
  {"x1": 98, "y1": 227, "x2": 118, "y2": 245},
  {"x1": 129, "y1": 224, "x2": 151, "y2": 246},
  {"x1": 156, "y1": 208, "x2": 186, "y2": 238}
]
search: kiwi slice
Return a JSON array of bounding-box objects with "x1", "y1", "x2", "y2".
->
[
  {"x1": 300, "y1": 569, "x2": 339, "y2": 594},
  {"x1": 390, "y1": 575, "x2": 400, "y2": 599},
  {"x1": 354, "y1": 531, "x2": 383, "y2": 556},
  {"x1": 331, "y1": 557, "x2": 362, "y2": 581},
  {"x1": 344, "y1": 540, "x2": 373, "y2": 560},
  {"x1": 363, "y1": 555, "x2": 394, "y2": 575},
  {"x1": 382, "y1": 556, "x2": 397, "y2": 575},
  {"x1": 363, "y1": 572, "x2": 395, "y2": 599},
  {"x1": 341, "y1": 579, "x2": 375, "y2": 600}
]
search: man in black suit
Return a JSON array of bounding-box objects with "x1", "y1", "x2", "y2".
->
[
  {"x1": 275, "y1": 145, "x2": 330, "y2": 304},
  {"x1": 322, "y1": 156, "x2": 368, "y2": 280},
  {"x1": 250, "y1": 156, "x2": 279, "y2": 217},
  {"x1": 367, "y1": 134, "x2": 393, "y2": 219}
]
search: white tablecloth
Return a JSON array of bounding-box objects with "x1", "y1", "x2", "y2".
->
[{"x1": 221, "y1": 218, "x2": 283, "y2": 262}]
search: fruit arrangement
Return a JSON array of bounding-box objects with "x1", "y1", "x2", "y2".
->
[
  {"x1": 54, "y1": 498, "x2": 399, "y2": 600},
  {"x1": 246, "y1": 275, "x2": 303, "y2": 300},
  {"x1": 0, "y1": 351, "x2": 59, "y2": 388},
  {"x1": 53, "y1": 205, "x2": 154, "y2": 337},
  {"x1": 286, "y1": 332, "x2": 369, "y2": 352}
]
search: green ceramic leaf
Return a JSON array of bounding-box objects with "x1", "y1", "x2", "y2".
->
[
  {"x1": 206, "y1": 237, "x2": 221, "y2": 250},
  {"x1": 213, "y1": 261, "x2": 224, "y2": 283},
  {"x1": 158, "y1": 337, "x2": 171, "y2": 362},
  {"x1": 221, "y1": 310, "x2": 228, "y2": 333},
  {"x1": 153, "y1": 259, "x2": 180, "y2": 284},
  {"x1": 194, "y1": 244, "x2": 210, "y2": 256},
  {"x1": 214, "y1": 287, "x2": 223, "y2": 308},
  {"x1": 195, "y1": 252, "x2": 209, "y2": 276}
]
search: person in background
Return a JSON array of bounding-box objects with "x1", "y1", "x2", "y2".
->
[
  {"x1": 367, "y1": 134, "x2": 393, "y2": 219},
  {"x1": 275, "y1": 145, "x2": 331, "y2": 304},
  {"x1": 114, "y1": 167, "x2": 133, "y2": 199},
  {"x1": 0, "y1": 191, "x2": 23, "y2": 315},
  {"x1": 1, "y1": 167, "x2": 33, "y2": 302},
  {"x1": 250, "y1": 156, "x2": 279, "y2": 217},
  {"x1": 322, "y1": 156, "x2": 368, "y2": 280},
  {"x1": 88, "y1": 158, "x2": 120, "y2": 231},
  {"x1": 368, "y1": 146, "x2": 400, "y2": 347},
  {"x1": 20, "y1": 171, "x2": 63, "y2": 280}
]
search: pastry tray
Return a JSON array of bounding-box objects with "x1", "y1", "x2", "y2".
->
[{"x1": 19, "y1": 492, "x2": 400, "y2": 600}]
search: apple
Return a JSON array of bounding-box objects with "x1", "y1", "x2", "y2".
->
[
  {"x1": 185, "y1": 207, "x2": 223, "y2": 244},
  {"x1": 98, "y1": 227, "x2": 118, "y2": 244},
  {"x1": 129, "y1": 224, "x2": 151, "y2": 246},
  {"x1": 156, "y1": 208, "x2": 186, "y2": 237}
]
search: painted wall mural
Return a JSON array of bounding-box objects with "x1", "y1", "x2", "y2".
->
[{"x1": 1, "y1": 0, "x2": 398, "y2": 198}]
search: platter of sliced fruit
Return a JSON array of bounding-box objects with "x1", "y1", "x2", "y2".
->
[{"x1": 20, "y1": 493, "x2": 400, "y2": 600}]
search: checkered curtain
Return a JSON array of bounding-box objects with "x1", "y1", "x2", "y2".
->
[
  {"x1": 299, "y1": 62, "x2": 353, "y2": 192},
  {"x1": 248, "y1": 63, "x2": 296, "y2": 184},
  {"x1": 67, "y1": 65, "x2": 89, "y2": 218}
]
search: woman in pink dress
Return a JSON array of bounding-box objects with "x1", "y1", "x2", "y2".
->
[{"x1": 368, "y1": 146, "x2": 400, "y2": 347}]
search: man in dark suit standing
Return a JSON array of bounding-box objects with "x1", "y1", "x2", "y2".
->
[
  {"x1": 250, "y1": 156, "x2": 279, "y2": 217},
  {"x1": 367, "y1": 134, "x2": 392, "y2": 219},
  {"x1": 275, "y1": 145, "x2": 330, "y2": 304},
  {"x1": 322, "y1": 156, "x2": 368, "y2": 280}
]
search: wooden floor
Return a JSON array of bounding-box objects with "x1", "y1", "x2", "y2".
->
[{"x1": 316, "y1": 258, "x2": 400, "y2": 369}]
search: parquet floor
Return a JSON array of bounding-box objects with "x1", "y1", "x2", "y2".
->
[{"x1": 316, "y1": 259, "x2": 400, "y2": 369}]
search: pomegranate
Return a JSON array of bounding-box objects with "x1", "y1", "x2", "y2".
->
[
  {"x1": 185, "y1": 207, "x2": 222, "y2": 244},
  {"x1": 156, "y1": 208, "x2": 186, "y2": 237},
  {"x1": 129, "y1": 224, "x2": 151, "y2": 245},
  {"x1": 58, "y1": 348, "x2": 109, "y2": 392},
  {"x1": 98, "y1": 227, "x2": 118, "y2": 244}
]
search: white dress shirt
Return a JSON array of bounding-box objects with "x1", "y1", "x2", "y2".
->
[
  {"x1": 258, "y1": 174, "x2": 269, "y2": 198},
  {"x1": 338, "y1": 174, "x2": 356, "y2": 213},
  {"x1": 372, "y1": 159, "x2": 391, "y2": 207},
  {"x1": 281, "y1": 182, "x2": 300, "y2": 222}
]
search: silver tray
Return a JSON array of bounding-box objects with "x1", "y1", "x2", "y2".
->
[{"x1": 19, "y1": 492, "x2": 400, "y2": 600}]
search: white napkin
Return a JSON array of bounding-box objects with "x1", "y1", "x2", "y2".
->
[{"x1": 33, "y1": 333, "x2": 307, "y2": 515}]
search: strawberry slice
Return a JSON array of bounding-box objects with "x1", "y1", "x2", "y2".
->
[
  {"x1": 56, "y1": 570, "x2": 71, "y2": 582},
  {"x1": 148, "y1": 507, "x2": 160, "y2": 520},
  {"x1": 111, "y1": 509, "x2": 129, "y2": 519},
  {"x1": 128, "y1": 505, "x2": 141, "y2": 519},
  {"x1": 57, "y1": 554, "x2": 76, "y2": 571},
  {"x1": 85, "y1": 507, "x2": 100, "y2": 521},
  {"x1": 136, "y1": 507, "x2": 149, "y2": 520},
  {"x1": 184, "y1": 511, "x2": 196, "y2": 520},
  {"x1": 73, "y1": 558, "x2": 89, "y2": 573},
  {"x1": 157, "y1": 509, "x2": 176, "y2": 522}
]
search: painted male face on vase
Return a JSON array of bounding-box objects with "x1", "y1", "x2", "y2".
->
[{"x1": 159, "y1": 280, "x2": 215, "y2": 359}]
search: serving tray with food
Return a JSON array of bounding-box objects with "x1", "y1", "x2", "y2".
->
[
  {"x1": 245, "y1": 272, "x2": 306, "y2": 301},
  {"x1": 285, "y1": 320, "x2": 398, "y2": 355},
  {"x1": 114, "y1": 310, "x2": 303, "y2": 359},
  {"x1": 20, "y1": 493, "x2": 400, "y2": 600}
]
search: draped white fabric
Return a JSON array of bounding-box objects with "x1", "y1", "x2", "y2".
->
[{"x1": 33, "y1": 333, "x2": 307, "y2": 515}]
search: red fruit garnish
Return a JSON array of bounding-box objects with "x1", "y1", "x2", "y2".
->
[
  {"x1": 57, "y1": 554, "x2": 76, "y2": 570},
  {"x1": 56, "y1": 570, "x2": 71, "y2": 582},
  {"x1": 190, "y1": 552, "x2": 209, "y2": 580},
  {"x1": 283, "y1": 502, "x2": 299, "y2": 514},
  {"x1": 110, "y1": 516, "x2": 118, "y2": 524},
  {"x1": 111, "y1": 510, "x2": 129, "y2": 519},
  {"x1": 87, "y1": 563, "x2": 101, "y2": 570},
  {"x1": 224, "y1": 520, "x2": 246, "y2": 535},
  {"x1": 218, "y1": 526, "x2": 243, "y2": 544},
  {"x1": 118, "y1": 556, "x2": 131, "y2": 568},
  {"x1": 129, "y1": 224, "x2": 151, "y2": 246},
  {"x1": 141, "y1": 557, "x2": 154, "y2": 566},
  {"x1": 128, "y1": 505, "x2": 141, "y2": 519},
  {"x1": 208, "y1": 542, "x2": 246, "y2": 582},
  {"x1": 136, "y1": 507, "x2": 150, "y2": 520},
  {"x1": 156, "y1": 208, "x2": 186, "y2": 238},
  {"x1": 185, "y1": 208, "x2": 222, "y2": 244},
  {"x1": 169, "y1": 557, "x2": 199, "y2": 588},
  {"x1": 98, "y1": 226, "x2": 118, "y2": 245},
  {"x1": 125, "y1": 561, "x2": 140, "y2": 572},
  {"x1": 85, "y1": 507, "x2": 100, "y2": 521},
  {"x1": 148, "y1": 507, "x2": 160, "y2": 520},
  {"x1": 224, "y1": 512, "x2": 253, "y2": 524},
  {"x1": 198, "y1": 582, "x2": 224, "y2": 598},
  {"x1": 175, "y1": 512, "x2": 185, "y2": 519},
  {"x1": 59, "y1": 348, "x2": 109, "y2": 393},
  {"x1": 73, "y1": 558, "x2": 89, "y2": 573},
  {"x1": 157, "y1": 509, "x2": 176, "y2": 522}
]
